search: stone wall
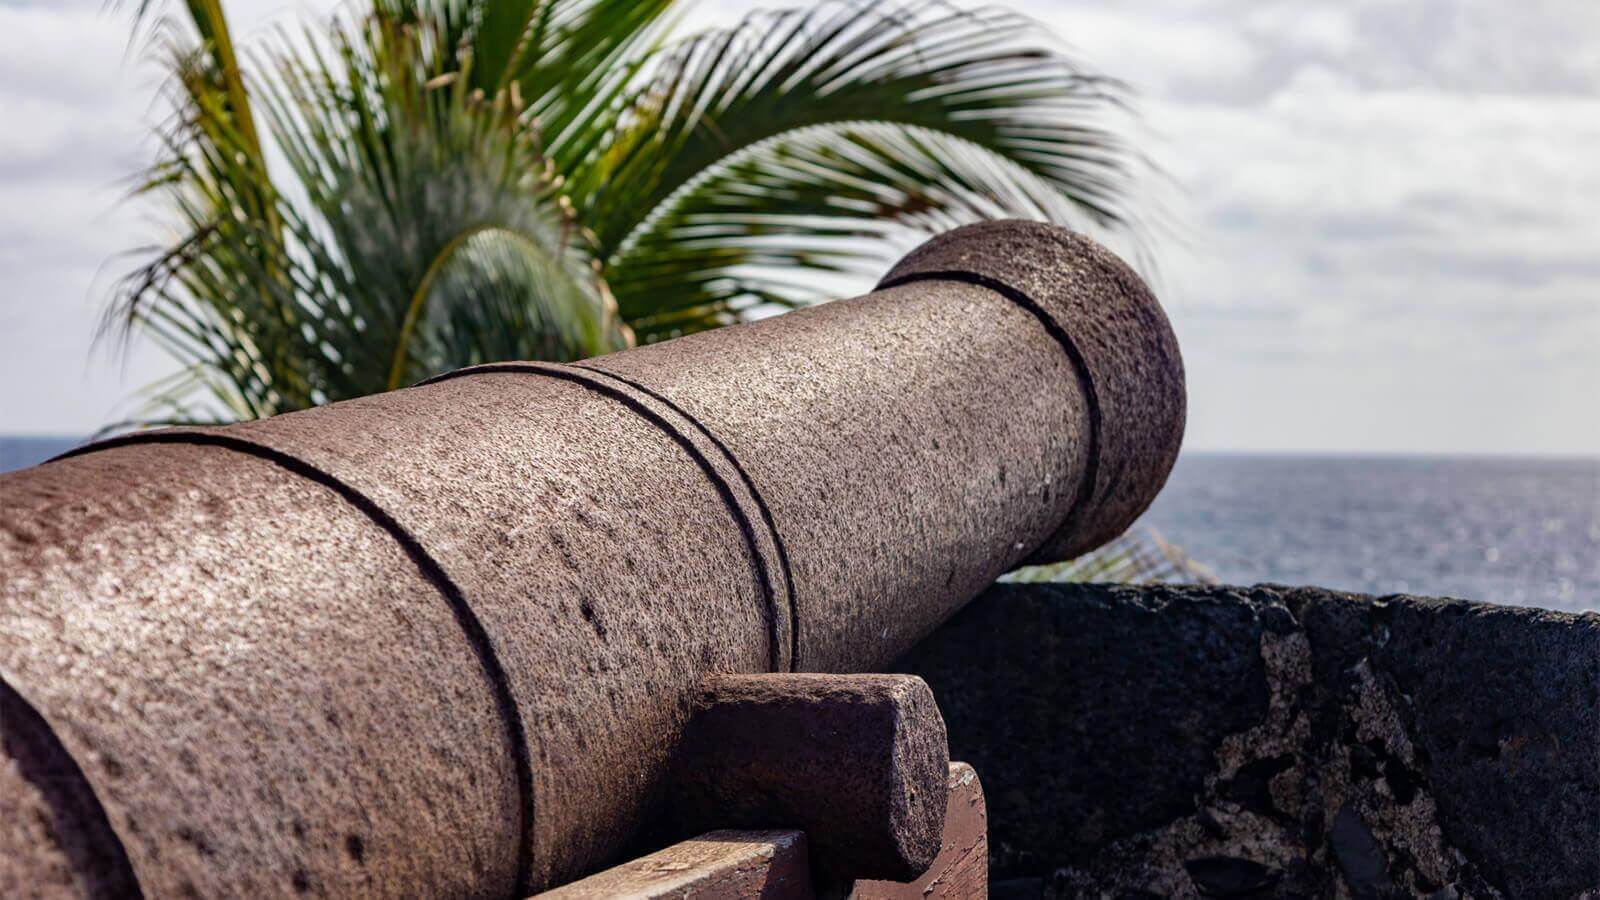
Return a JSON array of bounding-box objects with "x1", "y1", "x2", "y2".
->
[{"x1": 894, "y1": 583, "x2": 1600, "y2": 899}]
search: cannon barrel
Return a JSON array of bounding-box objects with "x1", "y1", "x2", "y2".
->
[{"x1": 0, "y1": 221, "x2": 1184, "y2": 896}]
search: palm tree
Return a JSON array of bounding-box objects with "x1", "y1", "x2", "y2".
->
[{"x1": 111, "y1": 0, "x2": 1143, "y2": 425}]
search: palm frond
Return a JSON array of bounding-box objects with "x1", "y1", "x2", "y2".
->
[
  {"x1": 108, "y1": 1, "x2": 624, "y2": 422},
  {"x1": 583, "y1": 1, "x2": 1136, "y2": 261},
  {"x1": 1003, "y1": 526, "x2": 1218, "y2": 585},
  {"x1": 569, "y1": 0, "x2": 1140, "y2": 340},
  {"x1": 259, "y1": 10, "x2": 619, "y2": 389},
  {"x1": 107, "y1": 0, "x2": 1153, "y2": 425},
  {"x1": 427, "y1": 0, "x2": 676, "y2": 172},
  {"x1": 607, "y1": 123, "x2": 1096, "y2": 340}
]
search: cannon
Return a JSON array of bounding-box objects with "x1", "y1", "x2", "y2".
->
[{"x1": 0, "y1": 221, "x2": 1184, "y2": 897}]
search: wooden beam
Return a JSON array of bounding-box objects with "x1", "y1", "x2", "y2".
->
[
  {"x1": 853, "y1": 763, "x2": 988, "y2": 899},
  {"x1": 537, "y1": 763, "x2": 987, "y2": 899},
  {"x1": 535, "y1": 830, "x2": 813, "y2": 900}
]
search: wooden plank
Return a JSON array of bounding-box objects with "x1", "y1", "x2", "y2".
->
[
  {"x1": 852, "y1": 763, "x2": 988, "y2": 899},
  {"x1": 536, "y1": 763, "x2": 987, "y2": 899},
  {"x1": 534, "y1": 830, "x2": 814, "y2": 900}
]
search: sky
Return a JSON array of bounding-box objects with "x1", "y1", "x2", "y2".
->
[{"x1": 0, "y1": 0, "x2": 1596, "y2": 455}]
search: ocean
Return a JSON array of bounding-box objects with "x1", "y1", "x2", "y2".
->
[
  {"x1": 2, "y1": 436, "x2": 84, "y2": 473},
  {"x1": 1134, "y1": 453, "x2": 1600, "y2": 613},
  {"x1": 4, "y1": 438, "x2": 1596, "y2": 613}
]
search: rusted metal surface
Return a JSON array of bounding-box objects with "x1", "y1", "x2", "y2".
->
[
  {"x1": 0, "y1": 221, "x2": 1185, "y2": 895},
  {"x1": 573, "y1": 221, "x2": 1184, "y2": 670},
  {"x1": 853, "y1": 762, "x2": 988, "y2": 900},
  {"x1": 0, "y1": 443, "x2": 522, "y2": 897},
  {"x1": 1, "y1": 679, "x2": 140, "y2": 900},
  {"x1": 534, "y1": 830, "x2": 814, "y2": 900},
  {"x1": 879, "y1": 221, "x2": 1187, "y2": 563},
  {"x1": 672, "y1": 674, "x2": 949, "y2": 883}
]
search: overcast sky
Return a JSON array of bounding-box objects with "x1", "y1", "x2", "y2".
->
[{"x1": 1, "y1": 0, "x2": 1596, "y2": 455}]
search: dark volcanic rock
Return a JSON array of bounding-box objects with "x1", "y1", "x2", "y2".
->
[
  {"x1": 1285, "y1": 588, "x2": 1600, "y2": 899},
  {"x1": 891, "y1": 584, "x2": 1274, "y2": 874},
  {"x1": 894, "y1": 583, "x2": 1600, "y2": 899}
]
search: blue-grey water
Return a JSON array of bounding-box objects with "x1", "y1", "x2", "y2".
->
[
  {"x1": 1, "y1": 436, "x2": 85, "y2": 472},
  {"x1": 1136, "y1": 453, "x2": 1600, "y2": 613},
  {"x1": 4, "y1": 438, "x2": 1597, "y2": 612}
]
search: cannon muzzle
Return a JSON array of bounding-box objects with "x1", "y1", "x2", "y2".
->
[{"x1": 0, "y1": 221, "x2": 1183, "y2": 896}]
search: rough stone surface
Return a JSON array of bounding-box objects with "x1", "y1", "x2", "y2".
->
[
  {"x1": 671, "y1": 674, "x2": 949, "y2": 883},
  {"x1": 0, "y1": 221, "x2": 1184, "y2": 895},
  {"x1": 896, "y1": 583, "x2": 1600, "y2": 899}
]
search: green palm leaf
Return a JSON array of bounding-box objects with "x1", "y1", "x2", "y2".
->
[
  {"x1": 110, "y1": 1, "x2": 622, "y2": 421},
  {"x1": 607, "y1": 123, "x2": 1097, "y2": 340},
  {"x1": 578, "y1": 1, "x2": 1139, "y2": 339},
  {"x1": 108, "y1": 0, "x2": 1148, "y2": 422}
]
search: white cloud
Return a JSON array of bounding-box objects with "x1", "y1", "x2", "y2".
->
[
  {"x1": 1032, "y1": 6, "x2": 1261, "y2": 100},
  {"x1": 0, "y1": 0, "x2": 346, "y2": 434},
  {"x1": 1058, "y1": 0, "x2": 1600, "y2": 455},
  {"x1": 0, "y1": 0, "x2": 1596, "y2": 454}
]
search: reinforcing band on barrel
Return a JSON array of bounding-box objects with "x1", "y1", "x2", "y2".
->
[
  {"x1": 420, "y1": 362, "x2": 796, "y2": 675},
  {"x1": 0, "y1": 673, "x2": 144, "y2": 897},
  {"x1": 51, "y1": 430, "x2": 539, "y2": 897},
  {"x1": 12, "y1": 220, "x2": 1180, "y2": 897},
  {"x1": 571, "y1": 361, "x2": 802, "y2": 673},
  {"x1": 875, "y1": 268, "x2": 1105, "y2": 566}
]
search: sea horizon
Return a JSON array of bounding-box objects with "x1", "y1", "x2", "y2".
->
[{"x1": 5, "y1": 435, "x2": 1597, "y2": 615}]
